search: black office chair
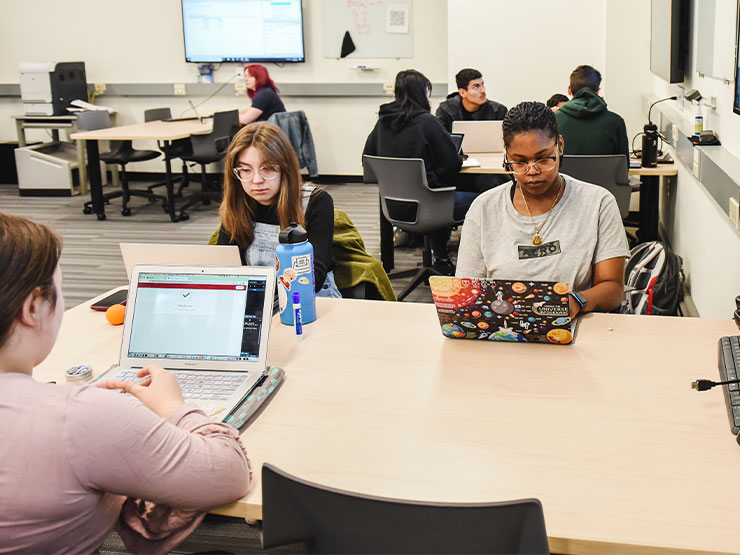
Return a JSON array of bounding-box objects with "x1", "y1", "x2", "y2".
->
[
  {"x1": 362, "y1": 155, "x2": 464, "y2": 301},
  {"x1": 78, "y1": 111, "x2": 164, "y2": 217},
  {"x1": 559, "y1": 155, "x2": 633, "y2": 220},
  {"x1": 261, "y1": 463, "x2": 550, "y2": 554},
  {"x1": 143, "y1": 107, "x2": 193, "y2": 197},
  {"x1": 178, "y1": 109, "x2": 239, "y2": 218}
]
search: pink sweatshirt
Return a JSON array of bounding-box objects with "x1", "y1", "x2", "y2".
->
[{"x1": 0, "y1": 373, "x2": 250, "y2": 554}]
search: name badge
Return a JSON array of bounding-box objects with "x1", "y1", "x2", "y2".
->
[{"x1": 518, "y1": 240, "x2": 562, "y2": 259}]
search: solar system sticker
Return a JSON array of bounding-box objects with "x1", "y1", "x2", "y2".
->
[{"x1": 429, "y1": 277, "x2": 574, "y2": 344}]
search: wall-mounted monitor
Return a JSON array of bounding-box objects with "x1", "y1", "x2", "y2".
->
[
  {"x1": 650, "y1": 0, "x2": 689, "y2": 83},
  {"x1": 182, "y1": 0, "x2": 305, "y2": 63}
]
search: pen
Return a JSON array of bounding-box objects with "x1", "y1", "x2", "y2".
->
[{"x1": 293, "y1": 291, "x2": 303, "y2": 340}]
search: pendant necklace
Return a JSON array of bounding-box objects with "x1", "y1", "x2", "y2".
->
[{"x1": 519, "y1": 175, "x2": 564, "y2": 246}]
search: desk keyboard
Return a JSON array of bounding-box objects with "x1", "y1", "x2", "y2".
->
[
  {"x1": 111, "y1": 369, "x2": 249, "y2": 416},
  {"x1": 718, "y1": 336, "x2": 740, "y2": 434}
]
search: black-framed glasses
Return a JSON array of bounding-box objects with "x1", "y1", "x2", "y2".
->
[
  {"x1": 503, "y1": 155, "x2": 558, "y2": 175},
  {"x1": 232, "y1": 166, "x2": 280, "y2": 182}
]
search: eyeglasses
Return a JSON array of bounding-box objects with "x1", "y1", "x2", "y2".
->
[
  {"x1": 503, "y1": 155, "x2": 558, "y2": 175},
  {"x1": 232, "y1": 166, "x2": 280, "y2": 182}
]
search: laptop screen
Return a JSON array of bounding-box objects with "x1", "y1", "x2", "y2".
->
[
  {"x1": 127, "y1": 272, "x2": 266, "y2": 362},
  {"x1": 449, "y1": 132, "x2": 464, "y2": 154}
]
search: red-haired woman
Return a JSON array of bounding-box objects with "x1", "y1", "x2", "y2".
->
[{"x1": 239, "y1": 64, "x2": 286, "y2": 125}]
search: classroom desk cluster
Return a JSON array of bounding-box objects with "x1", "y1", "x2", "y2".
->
[{"x1": 35, "y1": 290, "x2": 740, "y2": 555}]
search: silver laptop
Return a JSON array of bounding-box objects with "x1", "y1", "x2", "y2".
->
[
  {"x1": 97, "y1": 265, "x2": 276, "y2": 421},
  {"x1": 120, "y1": 242, "x2": 242, "y2": 280},
  {"x1": 452, "y1": 120, "x2": 505, "y2": 153}
]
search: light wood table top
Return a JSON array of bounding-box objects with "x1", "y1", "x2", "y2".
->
[
  {"x1": 35, "y1": 293, "x2": 740, "y2": 554},
  {"x1": 462, "y1": 152, "x2": 679, "y2": 177},
  {"x1": 71, "y1": 119, "x2": 211, "y2": 141}
]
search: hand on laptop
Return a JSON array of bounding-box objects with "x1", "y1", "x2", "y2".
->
[{"x1": 96, "y1": 365, "x2": 185, "y2": 419}]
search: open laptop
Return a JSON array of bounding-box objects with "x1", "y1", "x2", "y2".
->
[
  {"x1": 96, "y1": 265, "x2": 276, "y2": 421},
  {"x1": 120, "y1": 242, "x2": 242, "y2": 280},
  {"x1": 452, "y1": 120, "x2": 505, "y2": 153},
  {"x1": 429, "y1": 276, "x2": 576, "y2": 344}
]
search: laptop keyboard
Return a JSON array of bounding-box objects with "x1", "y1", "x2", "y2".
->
[
  {"x1": 718, "y1": 336, "x2": 740, "y2": 434},
  {"x1": 111, "y1": 369, "x2": 250, "y2": 416}
]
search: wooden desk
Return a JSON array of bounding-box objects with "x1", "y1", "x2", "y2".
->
[
  {"x1": 35, "y1": 294, "x2": 740, "y2": 554},
  {"x1": 71, "y1": 120, "x2": 211, "y2": 222}
]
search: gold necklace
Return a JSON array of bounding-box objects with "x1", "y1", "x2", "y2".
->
[{"x1": 519, "y1": 175, "x2": 564, "y2": 245}]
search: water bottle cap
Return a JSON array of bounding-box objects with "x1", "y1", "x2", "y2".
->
[
  {"x1": 292, "y1": 291, "x2": 301, "y2": 303},
  {"x1": 279, "y1": 222, "x2": 308, "y2": 244}
]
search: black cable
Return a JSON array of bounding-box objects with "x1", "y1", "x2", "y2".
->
[
  {"x1": 647, "y1": 96, "x2": 678, "y2": 125},
  {"x1": 691, "y1": 378, "x2": 740, "y2": 391}
]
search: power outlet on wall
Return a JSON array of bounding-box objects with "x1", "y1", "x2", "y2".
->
[
  {"x1": 234, "y1": 81, "x2": 247, "y2": 95},
  {"x1": 93, "y1": 83, "x2": 106, "y2": 95},
  {"x1": 730, "y1": 197, "x2": 740, "y2": 230},
  {"x1": 383, "y1": 83, "x2": 394, "y2": 95},
  {"x1": 173, "y1": 83, "x2": 186, "y2": 96}
]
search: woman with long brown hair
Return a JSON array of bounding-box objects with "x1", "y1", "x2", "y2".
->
[
  {"x1": 217, "y1": 122, "x2": 341, "y2": 297},
  {"x1": 0, "y1": 212, "x2": 251, "y2": 553}
]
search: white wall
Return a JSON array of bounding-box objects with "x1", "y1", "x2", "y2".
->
[
  {"x1": 0, "y1": 0, "x2": 448, "y2": 175},
  {"x1": 447, "y1": 0, "x2": 651, "y2": 146},
  {"x1": 650, "y1": 0, "x2": 740, "y2": 318}
]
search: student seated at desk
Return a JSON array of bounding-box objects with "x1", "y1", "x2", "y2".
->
[
  {"x1": 218, "y1": 122, "x2": 341, "y2": 297},
  {"x1": 363, "y1": 69, "x2": 477, "y2": 274},
  {"x1": 239, "y1": 64, "x2": 286, "y2": 125},
  {"x1": 0, "y1": 213, "x2": 251, "y2": 553},
  {"x1": 455, "y1": 101, "x2": 629, "y2": 317}
]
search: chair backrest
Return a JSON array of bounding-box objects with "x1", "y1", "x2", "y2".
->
[
  {"x1": 261, "y1": 463, "x2": 550, "y2": 554},
  {"x1": 362, "y1": 155, "x2": 461, "y2": 235},
  {"x1": 559, "y1": 155, "x2": 631, "y2": 219},
  {"x1": 144, "y1": 107, "x2": 172, "y2": 122},
  {"x1": 75, "y1": 110, "x2": 112, "y2": 132},
  {"x1": 190, "y1": 109, "x2": 239, "y2": 161}
]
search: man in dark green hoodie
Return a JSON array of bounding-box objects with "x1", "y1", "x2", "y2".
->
[{"x1": 555, "y1": 65, "x2": 629, "y2": 160}]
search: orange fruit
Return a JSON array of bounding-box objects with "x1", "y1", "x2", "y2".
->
[{"x1": 105, "y1": 303, "x2": 126, "y2": 325}]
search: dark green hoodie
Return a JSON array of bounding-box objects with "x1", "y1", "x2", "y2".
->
[{"x1": 555, "y1": 88, "x2": 629, "y2": 160}]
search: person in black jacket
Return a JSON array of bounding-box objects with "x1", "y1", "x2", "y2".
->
[{"x1": 363, "y1": 70, "x2": 477, "y2": 274}]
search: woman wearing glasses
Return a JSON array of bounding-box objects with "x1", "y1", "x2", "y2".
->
[
  {"x1": 217, "y1": 122, "x2": 340, "y2": 297},
  {"x1": 455, "y1": 101, "x2": 628, "y2": 317}
]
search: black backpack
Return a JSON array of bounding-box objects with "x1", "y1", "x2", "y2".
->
[{"x1": 620, "y1": 241, "x2": 684, "y2": 316}]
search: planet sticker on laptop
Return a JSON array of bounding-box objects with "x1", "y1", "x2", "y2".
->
[{"x1": 546, "y1": 328, "x2": 572, "y2": 344}]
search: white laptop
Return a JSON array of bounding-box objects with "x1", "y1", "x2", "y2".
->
[
  {"x1": 96, "y1": 265, "x2": 276, "y2": 422},
  {"x1": 120, "y1": 242, "x2": 242, "y2": 280},
  {"x1": 452, "y1": 120, "x2": 505, "y2": 153}
]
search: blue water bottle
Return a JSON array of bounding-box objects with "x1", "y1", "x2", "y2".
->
[{"x1": 275, "y1": 222, "x2": 317, "y2": 325}]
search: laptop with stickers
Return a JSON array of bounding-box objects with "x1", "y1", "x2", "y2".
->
[
  {"x1": 96, "y1": 265, "x2": 276, "y2": 421},
  {"x1": 429, "y1": 276, "x2": 576, "y2": 344}
]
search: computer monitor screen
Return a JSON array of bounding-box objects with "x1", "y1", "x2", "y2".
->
[
  {"x1": 649, "y1": 0, "x2": 689, "y2": 83},
  {"x1": 181, "y1": 0, "x2": 305, "y2": 63}
]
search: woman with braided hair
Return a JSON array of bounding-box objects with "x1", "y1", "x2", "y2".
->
[{"x1": 455, "y1": 100, "x2": 628, "y2": 318}]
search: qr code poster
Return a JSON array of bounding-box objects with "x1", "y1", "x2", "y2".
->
[{"x1": 387, "y1": 3, "x2": 409, "y2": 34}]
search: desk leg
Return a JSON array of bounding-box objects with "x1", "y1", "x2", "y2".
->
[
  {"x1": 77, "y1": 139, "x2": 87, "y2": 195},
  {"x1": 638, "y1": 175, "x2": 659, "y2": 243},
  {"x1": 164, "y1": 143, "x2": 184, "y2": 222},
  {"x1": 380, "y1": 199, "x2": 394, "y2": 272},
  {"x1": 16, "y1": 120, "x2": 27, "y2": 147},
  {"x1": 83, "y1": 140, "x2": 106, "y2": 220}
]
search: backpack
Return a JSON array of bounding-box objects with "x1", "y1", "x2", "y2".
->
[{"x1": 620, "y1": 241, "x2": 684, "y2": 316}]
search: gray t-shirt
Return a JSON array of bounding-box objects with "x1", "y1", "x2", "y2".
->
[{"x1": 456, "y1": 174, "x2": 629, "y2": 291}]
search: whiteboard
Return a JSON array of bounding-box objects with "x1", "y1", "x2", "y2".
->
[{"x1": 322, "y1": 0, "x2": 413, "y2": 59}]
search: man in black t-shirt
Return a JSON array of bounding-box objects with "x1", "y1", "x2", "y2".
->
[
  {"x1": 436, "y1": 68, "x2": 508, "y2": 193},
  {"x1": 435, "y1": 68, "x2": 507, "y2": 132}
]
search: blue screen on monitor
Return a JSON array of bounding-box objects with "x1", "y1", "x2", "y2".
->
[{"x1": 182, "y1": 0, "x2": 305, "y2": 63}]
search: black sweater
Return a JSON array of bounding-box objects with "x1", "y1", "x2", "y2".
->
[
  {"x1": 363, "y1": 100, "x2": 462, "y2": 189},
  {"x1": 217, "y1": 189, "x2": 335, "y2": 292}
]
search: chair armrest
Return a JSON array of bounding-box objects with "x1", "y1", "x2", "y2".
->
[{"x1": 427, "y1": 185, "x2": 457, "y2": 193}]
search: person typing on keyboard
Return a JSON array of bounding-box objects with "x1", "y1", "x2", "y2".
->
[{"x1": 0, "y1": 212, "x2": 252, "y2": 554}]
